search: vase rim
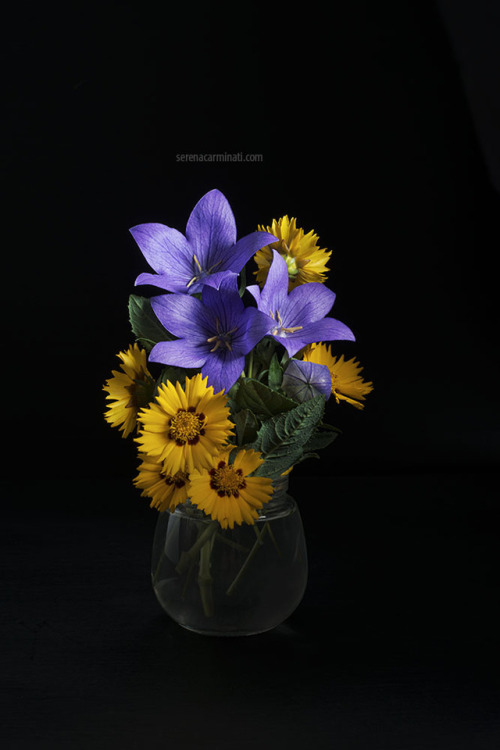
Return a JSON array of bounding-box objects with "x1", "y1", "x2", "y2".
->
[{"x1": 168, "y1": 474, "x2": 292, "y2": 522}]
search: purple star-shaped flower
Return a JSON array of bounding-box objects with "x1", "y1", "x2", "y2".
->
[
  {"x1": 130, "y1": 189, "x2": 277, "y2": 295},
  {"x1": 247, "y1": 249, "x2": 355, "y2": 357},
  {"x1": 148, "y1": 278, "x2": 274, "y2": 393}
]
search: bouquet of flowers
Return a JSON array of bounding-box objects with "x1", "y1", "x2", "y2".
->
[{"x1": 103, "y1": 189, "x2": 373, "y2": 633}]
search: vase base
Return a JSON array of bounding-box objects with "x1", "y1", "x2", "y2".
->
[{"x1": 178, "y1": 621, "x2": 279, "y2": 637}]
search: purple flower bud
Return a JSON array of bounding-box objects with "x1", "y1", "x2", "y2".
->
[{"x1": 282, "y1": 359, "x2": 332, "y2": 402}]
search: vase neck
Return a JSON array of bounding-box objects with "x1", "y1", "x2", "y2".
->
[
  {"x1": 271, "y1": 475, "x2": 290, "y2": 501},
  {"x1": 257, "y1": 475, "x2": 292, "y2": 519},
  {"x1": 172, "y1": 476, "x2": 292, "y2": 521}
]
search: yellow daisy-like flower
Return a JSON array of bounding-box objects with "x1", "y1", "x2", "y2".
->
[
  {"x1": 254, "y1": 215, "x2": 332, "y2": 291},
  {"x1": 135, "y1": 373, "x2": 234, "y2": 476},
  {"x1": 133, "y1": 453, "x2": 189, "y2": 512},
  {"x1": 188, "y1": 449, "x2": 274, "y2": 529},
  {"x1": 103, "y1": 343, "x2": 155, "y2": 437},
  {"x1": 303, "y1": 343, "x2": 374, "y2": 409}
]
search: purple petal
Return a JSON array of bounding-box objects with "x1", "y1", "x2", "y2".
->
[
  {"x1": 232, "y1": 307, "x2": 274, "y2": 355},
  {"x1": 185, "y1": 189, "x2": 237, "y2": 267},
  {"x1": 259, "y1": 249, "x2": 289, "y2": 315},
  {"x1": 301, "y1": 317, "x2": 356, "y2": 344},
  {"x1": 150, "y1": 294, "x2": 212, "y2": 340},
  {"x1": 201, "y1": 281, "x2": 244, "y2": 332},
  {"x1": 245, "y1": 284, "x2": 261, "y2": 305},
  {"x1": 129, "y1": 223, "x2": 191, "y2": 277},
  {"x1": 282, "y1": 359, "x2": 331, "y2": 402},
  {"x1": 283, "y1": 282, "x2": 336, "y2": 327},
  {"x1": 218, "y1": 230, "x2": 278, "y2": 272},
  {"x1": 200, "y1": 270, "x2": 238, "y2": 291},
  {"x1": 275, "y1": 316, "x2": 355, "y2": 358},
  {"x1": 275, "y1": 334, "x2": 311, "y2": 358},
  {"x1": 135, "y1": 271, "x2": 193, "y2": 293},
  {"x1": 201, "y1": 350, "x2": 245, "y2": 394},
  {"x1": 149, "y1": 339, "x2": 208, "y2": 368}
]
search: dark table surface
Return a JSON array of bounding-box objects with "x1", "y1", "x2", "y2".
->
[{"x1": 2, "y1": 471, "x2": 499, "y2": 749}]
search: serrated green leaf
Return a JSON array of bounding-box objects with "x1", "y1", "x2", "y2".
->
[
  {"x1": 302, "y1": 426, "x2": 340, "y2": 453},
  {"x1": 128, "y1": 294, "x2": 174, "y2": 351},
  {"x1": 250, "y1": 395, "x2": 325, "y2": 479},
  {"x1": 235, "y1": 378, "x2": 298, "y2": 418},
  {"x1": 293, "y1": 451, "x2": 321, "y2": 465}
]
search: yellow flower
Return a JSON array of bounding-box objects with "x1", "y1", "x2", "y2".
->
[
  {"x1": 103, "y1": 343, "x2": 155, "y2": 437},
  {"x1": 135, "y1": 373, "x2": 234, "y2": 476},
  {"x1": 303, "y1": 343, "x2": 373, "y2": 409},
  {"x1": 188, "y1": 449, "x2": 274, "y2": 529},
  {"x1": 133, "y1": 453, "x2": 189, "y2": 512},
  {"x1": 254, "y1": 215, "x2": 332, "y2": 291}
]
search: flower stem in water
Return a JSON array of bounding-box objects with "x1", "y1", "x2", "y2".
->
[
  {"x1": 198, "y1": 531, "x2": 216, "y2": 617},
  {"x1": 226, "y1": 524, "x2": 269, "y2": 597},
  {"x1": 175, "y1": 520, "x2": 218, "y2": 576}
]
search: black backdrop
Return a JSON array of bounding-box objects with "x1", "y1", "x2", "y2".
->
[
  {"x1": 3, "y1": 1, "x2": 500, "y2": 747},
  {"x1": 4, "y1": 0, "x2": 500, "y2": 494},
  {"x1": 4, "y1": 0, "x2": 500, "y2": 500}
]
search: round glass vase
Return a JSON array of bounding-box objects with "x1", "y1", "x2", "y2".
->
[{"x1": 151, "y1": 477, "x2": 308, "y2": 636}]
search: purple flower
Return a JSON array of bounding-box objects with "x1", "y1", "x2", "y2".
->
[
  {"x1": 130, "y1": 189, "x2": 277, "y2": 295},
  {"x1": 247, "y1": 250, "x2": 355, "y2": 357},
  {"x1": 282, "y1": 359, "x2": 332, "y2": 402},
  {"x1": 148, "y1": 278, "x2": 274, "y2": 393}
]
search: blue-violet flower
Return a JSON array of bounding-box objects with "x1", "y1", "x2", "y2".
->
[
  {"x1": 246, "y1": 249, "x2": 355, "y2": 357},
  {"x1": 130, "y1": 189, "x2": 277, "y2": 294},
  {"x1": 148, "y1": 278, "x2": 274, "y2": 393}
]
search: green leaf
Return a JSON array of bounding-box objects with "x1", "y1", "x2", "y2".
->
[
  {"x1": 250, "y1": 395, "x2": 325, "y2": 479},
  {"x1": 293, "y1": 451, "x2": 321, "y2": 465},
  {"x1": 226, "y1": 381, "x2": 241, "y2": 420},
  {"x1": 134, "y1": 377, "x2": 156, "y2": 408},
  {"x1": 318, "y1": 421, "x2": 343, "y2": 432},
  {"x1": 302, "y1": 425, "x2": 341, "y2": 453},
  {"x1": 252, "y1": 337, "x2": 278, "y2": 375},
  {"x1": 235, "y1": 378, "x2": 298, "y2": 419},
  {"x1": 238, "y1": 265, "x2": 247, "y2": 297},
  {"x1": 233, "y1": 408, "x2": 260, "y2": 446},
  {"x1": 155, "y1": 365, "x2": 198, "y2": 393},
  {"x1": 268, "y1": 353, "x2": 283, "y2": 391},
  {"x1": 128, "y1": 294, "x2": 174, "y2": 351}
]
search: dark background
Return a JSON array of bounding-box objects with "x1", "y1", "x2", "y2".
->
[
  {"x1": 3, "y1": 0, "x2": 500, "y2": 487},
  {"x1": 2, "y1": 1, "x2": 500, "y2": 748}
]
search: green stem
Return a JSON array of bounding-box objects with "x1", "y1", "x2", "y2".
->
[
  {"x1": 266, "y1": 523, "x2": 282, "y2": 557},
  {"x1": 216, "y1": 533, "x2": 250, "y2": 553},
  {"x1": 180, "y1": 527, "x2": 205, "y2": 599},
  {"x1": 247, "y1": 349, "x2": 254, "y2": 379},
  {"x1": 226, "y1": 524, "x2": 269, "y2": 597},
  {"x1": 181, "y1": 553, "x2": 198, "y2": 600},
  {"x1": 198, "y1": 531, "x2": 216, "y2": 617},
  {"x1": 152, "y1": 549, "x2": 165, "y2": 586},
  {"x1": 175, "y1": 521, "x2": 218, "y2": 576}
]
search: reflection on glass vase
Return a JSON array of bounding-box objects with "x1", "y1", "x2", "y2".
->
[{"x1": 151, "y1": 477, "x2": 307, "y2": 636}]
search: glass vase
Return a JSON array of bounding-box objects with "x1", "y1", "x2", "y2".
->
[{"x1": 151, "y1": 477, "x2": 308, "y2": 636}]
